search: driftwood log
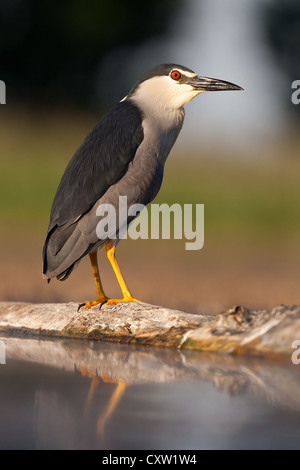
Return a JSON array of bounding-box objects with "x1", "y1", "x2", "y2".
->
[{"x1": 1, "y1": 301, "x2": 300, "y2": 357}]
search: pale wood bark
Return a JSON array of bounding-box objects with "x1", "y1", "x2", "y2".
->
[{"x1": 1, "y1": 301, "x2": 300, "y2": 357}]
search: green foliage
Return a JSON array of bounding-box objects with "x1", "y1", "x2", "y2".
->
[
  {"x1": 0, "y1": 0, "x2": 183, "y2": 107},
  {"x1": 262, "y1": 0, "x2": 300, "y2": 117},
  {"x1": 1, "y1": 109, "x2": 300, "y2": 241}
]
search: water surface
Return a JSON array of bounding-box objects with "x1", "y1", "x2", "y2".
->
[{"x1": 0, "y1": 335, "x2": 299, "y2": 450}]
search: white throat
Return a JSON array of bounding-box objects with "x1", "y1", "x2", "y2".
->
[{"x1": 128, "y1": 75, "x2": 202, "y2": 114}]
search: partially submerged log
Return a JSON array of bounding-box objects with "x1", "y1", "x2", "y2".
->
[{"x1": 0, "y1": 301, "x2": 300, "y2": 357}]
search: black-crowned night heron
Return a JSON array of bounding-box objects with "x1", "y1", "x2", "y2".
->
[{"x1": 43, "y1": 63, "x2": 243, "y2": 309}]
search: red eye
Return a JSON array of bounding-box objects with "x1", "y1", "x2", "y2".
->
[{"x1": 171, "y1": 70, "x2": 181, "y2": 80}]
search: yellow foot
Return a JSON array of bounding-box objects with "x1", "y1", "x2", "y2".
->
[
  {"x1": 105, "y1": 297, "x2": 140, "y2": 306},
  {"x1": 77, "y1": 297, "x2": 139, "y2": 311},
  {"x1": 77, "y1": 299, "x2": 108, "y2": 311}
]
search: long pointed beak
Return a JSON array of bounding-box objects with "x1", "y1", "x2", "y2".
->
[{"x1": 190, "y1": 75, "x2": 243, "y2": 92}]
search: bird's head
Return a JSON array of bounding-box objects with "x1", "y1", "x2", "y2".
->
[{"x1": 127, "y1": 63, "x2": 243, "y2": 111}]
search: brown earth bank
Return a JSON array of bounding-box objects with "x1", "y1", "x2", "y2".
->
[{"x1": 1, "y1": 228, "x2": 300, "y2": 315}]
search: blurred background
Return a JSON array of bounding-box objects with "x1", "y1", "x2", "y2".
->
[{"x1": 0, "y1": 0, "x2": 300, "y2": 314}]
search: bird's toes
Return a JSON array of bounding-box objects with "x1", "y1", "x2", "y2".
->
[
  {"x1": 77, "y1": 299, "x2": 108, "y2": 311},
  {"x1": 105, "y1": 297, "x2": 140, "y2": 306},
  {"x1": 77, "y1": 302, "x2": 87, "y2": 312}
]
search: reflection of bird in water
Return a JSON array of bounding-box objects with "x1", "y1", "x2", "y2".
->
[
  {"x1": 80, "y1": 367, "x2": 127, "y2": 438},
  {"x1": 43, "y1": 64, "x2": 242, "y2": 308}
]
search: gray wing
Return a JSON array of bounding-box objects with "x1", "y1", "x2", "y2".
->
[{"x1": 43, "y1": 100, "x2": 144, "y2": 279}]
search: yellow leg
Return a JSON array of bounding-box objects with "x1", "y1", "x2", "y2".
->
[
  {"x1": 79, "y1": 251, "x2": 108, "y2": 310},
  {"x1": 105, "y1": 242, "x2": 139, "y2": 305}
]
